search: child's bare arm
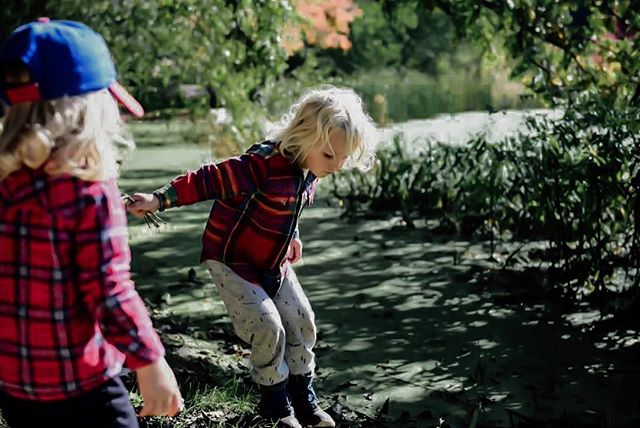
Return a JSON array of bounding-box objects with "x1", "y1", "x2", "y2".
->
[{"x1": 136, "y1": 357, "x2": 183, "y2": 417}]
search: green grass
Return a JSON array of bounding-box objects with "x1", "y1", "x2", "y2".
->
[
  {"x1": 134, "y1": 377, "x2": 270, "y2": 428},
  {"x1": 126, "y1": 118, "x2": 245, "y2": 159},
  {"x1": 0, "y1": 378, "x2": 268, "y2": 428}
]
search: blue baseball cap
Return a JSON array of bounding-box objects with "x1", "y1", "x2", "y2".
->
[{"x1": 0, "y1": 18, "x2": 143, "y2": 117}]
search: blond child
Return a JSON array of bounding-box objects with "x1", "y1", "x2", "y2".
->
[
  {"x1": 0, "y1": 20, "x2": 182, "y2": 428},
  {"x1": 128, "y1": 87, "x2": 376, "y2": 427}
]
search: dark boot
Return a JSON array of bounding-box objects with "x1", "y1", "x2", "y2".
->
[
  {"x1": 288, "y1": 373, "x2": 335, "y2": 428},
  {"x1": 259, "y1": 381, "x2": 303, "y2": 428}
]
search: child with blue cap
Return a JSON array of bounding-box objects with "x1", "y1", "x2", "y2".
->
[{"x1": 0, "y1": 19, "x2": 183, "y2": 428}]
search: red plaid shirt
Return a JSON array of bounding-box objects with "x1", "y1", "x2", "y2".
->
[
  {"x1": 0, "y1": 168, "x2": 164, "y2": 401},
  {"x1": 154, "y1": 141, "x2": 317, "y2": 295}
]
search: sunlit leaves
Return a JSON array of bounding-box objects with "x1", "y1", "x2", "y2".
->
[
  {"x1": 415, "y1": 0, "x2": 640, "y2": 105},
  {"x1": 282, "y1": 0, "x2": 363, "y2": 54},
  {"x1": 1, "y1": 0, "x2": 294, "y2": 122},
  {"x1": 332, "y1": 95, "x2": 640, "y2": 294}
]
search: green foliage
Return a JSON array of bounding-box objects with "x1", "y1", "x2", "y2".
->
[
  {"x1": 1, "y1": 0, "x2": 293, "y2": 121},
  {"x1": 307, "y1": 2, "x2": 542, "y2": 121},
  {"x1": 316, "y1": 0, "x2": 414, "y2": 72},
  {"x1": 135, "y1": 380, "x2": 260, "y2": 428},
  {"x1": 317, "y1": 1, "x2": 474, "y2": 75},
  {"x1": 416, "y1": 0, "x2": 640, "y2": 105},
  {"x1": 326, "y1": 1, "x2": 640, "y2": 305},
  {"x1": 348, "y1": 67, "x2": 538, "y2": 122},
  {"x1": 332, "y1": 95, "x2": 640, "y2": 296}
]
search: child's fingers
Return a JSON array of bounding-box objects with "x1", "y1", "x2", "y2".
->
[
  {"x1": 160, "y1": 396, "x2": 173, "y2": 416},
  {"x1": 125, "y1": 202, "x2": 142, "y2": 211},
  {"x1": 287, "y1": 241, "x2": 303, "y2": 263},
  {"x1": 167, "y1": 393, "x2": 183, "y2": 417},
  {"x1": 138, "y1": 394, "x2": 181, "y2": 417},
  {"x1": 138, "y1": 402, "x2": 156, "y2": 417},
  {"x1": 124, "y1": 193, "x2": 163, "y2": 227},
  {"x1": 128, "y1": 206, "x2": 150, "y2": 218},
  {"x1": 128, "y1": 201, "x2": 147, "y2": 210},
  {"x1": 131, "y1": 193, "x2": 150, "y2": 203},
  {"x1": 125, "y1": 200, "x2": 147, "y2": 210},
  {"x1": 176, "y1": 393, "x2": 185, "y2": 412}
]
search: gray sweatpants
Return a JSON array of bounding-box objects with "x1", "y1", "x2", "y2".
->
[{"x1": 205, "y1": 260, "x2": 317, "y2": 386}]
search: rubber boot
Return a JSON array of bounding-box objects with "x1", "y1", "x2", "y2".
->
[
  {"x1": 288, "y1": 373, "x2": 335, "y2": 427},
  {"x1": 259, "y1": 380, "x2": 303, "y2": 428}
]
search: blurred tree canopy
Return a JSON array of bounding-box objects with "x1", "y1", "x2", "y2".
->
[
  {"x1": 317, "y1": 1, "x2": 469, "y2": 75},
  {"x1": 406, "y1": 0, "x2": 640, "y2": 106},
  {"x1": 0, "y1": 0, "x2": 294, "y2": 117},
  {"x1": 3, "y1": 1, "x2": 638, "y2": 117}
]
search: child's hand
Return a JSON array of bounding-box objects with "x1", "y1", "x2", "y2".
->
[
  {"x1": 136, "y1": 357, "x2": 184, "y2": 417},
  {"x1": 126, "y1": 193, "x2": 160, "y2": 218},
  {"x1": 287, "y1": 238, "x2": 303, "y2": 264}
]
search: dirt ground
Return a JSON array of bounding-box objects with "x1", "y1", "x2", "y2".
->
[{"x1": 120, "y1": 141, "x2": 640, "y2": 428}]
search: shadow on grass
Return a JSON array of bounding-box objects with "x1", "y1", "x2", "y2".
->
[
  {"x1": 119, "y1": 154, "x2": 640, "y2": 428},
  {"x1": 297, "y1": 210, "x2": 640, "y2": 428}
]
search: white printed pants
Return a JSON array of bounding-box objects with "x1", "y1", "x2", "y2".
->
[{"x1": 205, "y1": 260, "x2": 317, "y2": 386}]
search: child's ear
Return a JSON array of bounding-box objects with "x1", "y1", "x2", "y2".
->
[{"x1": 3, "y1": 62, "x2": 31, "y2": 84}]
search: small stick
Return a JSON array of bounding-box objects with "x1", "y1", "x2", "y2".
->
[{"x1": 121, "y1": 193, "x2": 165, "y2": 228}]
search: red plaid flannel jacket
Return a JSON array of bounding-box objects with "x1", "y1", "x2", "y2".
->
[
  {"x1": 154, "y1": 141, "x2": 317, "y2": 295},
  {"x1": 0, "y1": 168, "x2": 164, "y2": 400}
]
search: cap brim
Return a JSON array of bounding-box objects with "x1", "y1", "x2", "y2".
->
[{"x1": 109, "y1": 81, "x2": 144, "y2": 118}]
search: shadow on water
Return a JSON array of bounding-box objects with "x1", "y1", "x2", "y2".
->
[{"x1": 120, "y1": 156, "x2": 640, "y2": 428}]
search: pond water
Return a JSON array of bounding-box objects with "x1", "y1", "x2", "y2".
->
[{"x1": 379, "y1": 109, "x2": 562, "y2": 148}]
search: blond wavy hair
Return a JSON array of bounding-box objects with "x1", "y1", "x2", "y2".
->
[
  {"x1": 268, "y1": 86, "x2": 377, "y2": 171},
  {"x1": 0, "y1": 89, "x2": 134, "y2": 182}
]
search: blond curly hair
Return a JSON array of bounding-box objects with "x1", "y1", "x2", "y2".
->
[
  {"x1": 0, "y1": 89, "x2": 134, "y2": 181},
  {"x1": 268, "y1": 86, "x2": 377, "y2": 171}
]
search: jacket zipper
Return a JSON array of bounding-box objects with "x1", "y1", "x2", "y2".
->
[{"x1": 271, "y1": 178, "x2": 305, "y2": 270}]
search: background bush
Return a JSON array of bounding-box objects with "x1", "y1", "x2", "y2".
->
[{"x1": 331, "y1": 92, "x2": 640, "y2": 304}]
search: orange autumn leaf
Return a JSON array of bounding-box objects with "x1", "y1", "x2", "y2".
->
[{"x1": 281, "y1": 0, "x2": 362, "y2": 55}]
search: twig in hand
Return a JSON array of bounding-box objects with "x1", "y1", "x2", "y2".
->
[{"x1": 121, "y1": 193, "x2": 165, "y2": 229}]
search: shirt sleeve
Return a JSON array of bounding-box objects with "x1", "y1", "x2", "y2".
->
[
  {"x1": 154, "y1": 151, "x2": 268, "y2": 210},
  {"x1": 74, "y1": 180, "x2": 164, "y2": 369}
]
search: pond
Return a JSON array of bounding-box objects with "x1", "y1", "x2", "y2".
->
[{"x1": 378, "y1": 108, "x2": 562, "y2": 148}]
